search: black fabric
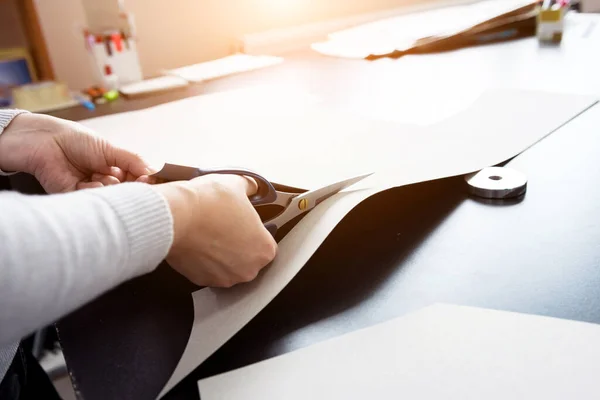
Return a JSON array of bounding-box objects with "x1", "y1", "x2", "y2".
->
[
  {"x1": 0, "y1": 344, "x2": 62, "y2": 400},
  {"x1": 1, "y1": 175, "x2": 61, "y2": 399},
  {"x1": 0, "y1": 176, "x2": 10, "y2": 191}
]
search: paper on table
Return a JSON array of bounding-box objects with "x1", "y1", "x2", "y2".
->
[
  {"x1": 119, "y1": 76, "x2": 189, "y2": 98},
  {"x1": 197, "y1": 303, "x2": 600, "y2": 399},
  {"x1": 327, "y1": 0, "x2": 533, "y2": 42},
  {"x1": 311, "y1": 0, "x2": 537, "y2": 59},
  {"x1": 164, "y1": 54, "x2": 283, "y2": 83},
  {"x1": 78, "y1": 85, "x2": 323, "y2": 186},
  {"x1": 120, "y1": 88, "x2": 595, "y2": 397},
  {"x1": 78, "y1": 85, "x2": 594, "y2": 191}
]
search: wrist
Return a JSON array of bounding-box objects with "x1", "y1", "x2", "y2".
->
[
  {"x1": 153, "y1": 182, "x2": 194, "y2": 253},
  {"x1": 0, "y1": 112, "x2": 42, "y2": 175}
]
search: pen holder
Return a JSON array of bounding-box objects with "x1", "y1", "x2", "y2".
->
[{"x1": 84, "y1": 30, "x2": 143, "y2": 88}]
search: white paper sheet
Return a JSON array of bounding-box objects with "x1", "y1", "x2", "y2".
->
[
  {"x1": 164, "y1": 54, "x2": 283, "y2": 83},
  {"x1": 197, "y1": 303, "x2": 600, "y2": 399},
  {"x1": 119, "y1": 76, "x2": 189, "y2": 97},
  {"x1": 311, "y1": 0, "x2": 537, "y2": 59},
  {"x1": 77, "y1": 86, "x2": 596, "y2": 398},
  {"x1": 78, "y1": 85, "x2": 595, "y2": 191}
]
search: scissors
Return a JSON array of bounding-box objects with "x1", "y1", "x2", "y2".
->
[{"x1": 151, "y1": 163, "x2": 372, "y2": 237}]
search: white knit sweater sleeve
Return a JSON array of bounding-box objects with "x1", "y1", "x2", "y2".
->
[
  {"x1": 0, "y1": 183, "x2": 174, "y2": 346},
  {"x1": 0, "y1": 109, "x2": 29, "y2": 176},
  {"x1": 0, "y1": 109, "x2": 174, "y2": 381}
]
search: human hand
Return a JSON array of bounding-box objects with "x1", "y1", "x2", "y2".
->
[
  {"x1": 155, "y1": 173, "x2": 277, "y2": 288},
  {"x1": 0, "y1": 113, "x2": 154, "y2": 193}
]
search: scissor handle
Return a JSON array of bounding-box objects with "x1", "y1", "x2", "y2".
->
[
  {"x1": 153, "y1": 163, "x2": 277, "y2": 206},
  {"x1": 264, "y1": 223, "x2": 278, "y2": 237},
  {"x1": 200, "y1": 168, "x2": 277, "y2": 205}
]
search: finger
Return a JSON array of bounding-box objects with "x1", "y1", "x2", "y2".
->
[
  {"x1": 242, "y1": 176, "x2": 259, "y2": 197},
  {"x1": 77, "y1": 181, "x2": 104, "y2": 190},
  {"x1": 125, "y1": 171, "x2": 138, "y2": 182},
  {"x1": 212, "y1": 174, "x2": 258, "y2": 196},
  {"x1": 136, "y1": 175, "x2": 158, "y2": 184},
  {"x1": 106, "y1": 166, "x2": 126, "y2": 182},
  {"x1": 102, "y1": 142, "x2": 155, "y2": 178},
  {"x1": 91, "y1": 173, "x2": 121, "y2": 186}
]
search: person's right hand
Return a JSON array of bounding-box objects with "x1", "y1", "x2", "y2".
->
[{"x1": 154, "y1": 173, "x2": 277, "y2": 288}]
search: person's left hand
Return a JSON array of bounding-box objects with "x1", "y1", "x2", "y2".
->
[{"x1": 0, "y1": 112, "x2": 155, "y2": 193}]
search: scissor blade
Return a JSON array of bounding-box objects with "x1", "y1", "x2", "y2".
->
[
  {"x1": 266, "y1": 173, "x2": 373, "y2": 231},
  {"x1": 298, "y1": 173, "x2": 373, "y2": 210},
  {"x1": 151, "y1": 163, "x2": 201, "y2": 182}
]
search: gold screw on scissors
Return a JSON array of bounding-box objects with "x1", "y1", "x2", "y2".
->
[{"x1": 298, "y1": 198, "x2": 308, "y2": 211}]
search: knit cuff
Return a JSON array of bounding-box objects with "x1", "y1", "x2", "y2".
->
[
  {"x1": 0, "y1": 343, "x2": 18, "y2": 383},
  {"x1": 89, "y1": 182, "x2": 174, "y2": 278},
  {"x1": 0, "y1": 109, "x2": 30, "y2": 176}
]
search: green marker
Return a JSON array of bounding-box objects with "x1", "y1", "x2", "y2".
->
[{"x1": 103, "y1": 90, "x2": 119, "y2": 102}]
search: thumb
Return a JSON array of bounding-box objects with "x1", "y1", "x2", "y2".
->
[
  {"x1": 208, "y1": 174, "x2": 258, "y2": 197},
  {"x1": 241, "y1": 176, "x2": 259, "y2": 197},
  {"x1": 102, "y1": 142, "x2": 155, "y2": 177}
]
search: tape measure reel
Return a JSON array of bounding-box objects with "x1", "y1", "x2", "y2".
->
[{"x1": 465, "y1": 167, "x2": 527, "y2": 199}]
